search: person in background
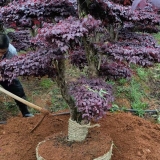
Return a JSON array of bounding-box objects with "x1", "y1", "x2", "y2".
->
[{"x1": 0, "y1": 33, "x2": 34, "y2": 117}]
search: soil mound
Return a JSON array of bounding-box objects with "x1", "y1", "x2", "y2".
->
[{"x1": 0, "y1": 112, "x2": 160, "y2": 160}]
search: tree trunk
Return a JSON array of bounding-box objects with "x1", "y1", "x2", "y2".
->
[
  {"x1": 78, "y1": 0, "x2": 89, "y2": 18},
  {"x1": 54, "y1": 58, "x2": 77, "y2": 121},
  {"x1": 77, "y1": 0, "x2": 98, "y2": 78},
  {"x1": 83, "y1": 38, "x2": 98, "y2": 78}
]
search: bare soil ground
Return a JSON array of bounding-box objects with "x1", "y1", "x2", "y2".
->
[{"x1": 0, "y1": 112, "x2": 160, "y2": 160}]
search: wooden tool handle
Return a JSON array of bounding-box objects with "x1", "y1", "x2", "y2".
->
[{"x1": 0, "y1": 87, "x2": 49, "y2": 114}]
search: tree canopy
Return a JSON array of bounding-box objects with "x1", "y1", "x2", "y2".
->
[{"x1": 0, "y1": 0, "x2": 160, "y2": 121}]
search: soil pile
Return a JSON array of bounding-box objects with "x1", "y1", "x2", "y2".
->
[{"x1": 0, "y1": 112, "x2": 160, "y2": 160}]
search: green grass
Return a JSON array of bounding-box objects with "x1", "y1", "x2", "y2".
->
[
  {"x1": 4, "y1": 102, "x2": 19, "y2": 116},
  {"x1": 50, "y1": 84, "x2": 68, "y2": 112},
  {"x1": 136, "y1": 67, "x2": 149, "y2": 81},
  {"x1": 113, "y1": 67, "x2": 150, "y2": 117},
  {"x1": 153, "y1": 32, "x2": 160, "y2": 44},
  {"x1": 151, "y1": 63, "x2": 160, "y2": 80},
  {"x1": 127, "y1": 78, "x2": 148, "y2": 113},
  {"x1": 40, "y1": 78, "x2": 54, "y2": 89},
  {"x1": 106, "y1": 80, "x2": 115, "y2": 85},
  {"x1": 118, "y1": 78, "x2": 128, "y2": 85}
]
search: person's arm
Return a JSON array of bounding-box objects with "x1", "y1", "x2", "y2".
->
[
  {"x1": 7, "y1": 44, "x2": 17, "y2": 59},
  {"x1": 9, "y1": 44, "x2": 17, "y2": 55}
]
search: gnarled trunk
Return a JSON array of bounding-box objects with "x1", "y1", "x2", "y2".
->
[{"x1": 54, "y1": 58, "x2": 77, "y2": 121}]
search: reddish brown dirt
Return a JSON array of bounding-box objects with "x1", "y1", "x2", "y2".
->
[
  {"x1": 37, "y1": 131, "x2": 112, "y2": 160},
  {"x1": 0, "y1": 111, "x2": 160, "y2": 160}
]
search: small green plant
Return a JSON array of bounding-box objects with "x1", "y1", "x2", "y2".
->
[
  {"x1": 3, "y1": 101, "x2": 19, "y2": 116},
  {"x1": 118, "y1": 78, "x2": 128, "y2": 85},
  {"x1": 128, "y1": 79, "x2": 148, "y2": 115},
  {"x1": 136, "y1": 67, "x2": 148, "y2": 81},
  {"x1": 110, "y1": 104, "x2": 120, "y2": 112},
  {"x1": 114, "y1": 74, "x2": 149, "y2": 117},
  {"x1": 116, "y1": 86, "x2": 128, "y2": 94},
  {"x1": 110, "y1": 104, "x2": 127, "y2": 113},
  {"x1": 134, "y1": 109, "x2": 145, "y2": 117},
  {"x1": 128, "y1": 79, "x2": 143, "y2": 101},
  {"x1": 40, "y1": 78, "x2": 54, "y2": 89},
  {"x1": 131, "y1": 101, "x2": 148, "y2": 117},
  {"x1": 115, "y1": 78, "x2": 129, "y2": 97},
  {"x1": 106, "y1": 80, "x2": 115, "y2": 85}
]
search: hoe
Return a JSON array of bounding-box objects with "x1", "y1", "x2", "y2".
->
[{"x1": 0, "y1": 87, "x2": 70, "y2": 132}]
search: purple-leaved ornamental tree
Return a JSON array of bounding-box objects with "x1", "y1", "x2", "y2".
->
[
  {"x1": 131, "y1": 0, "x2": 160, "y2": 11},
  {"x1": 0, "y1": 0, "x2": 160, "y2": 141}
]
